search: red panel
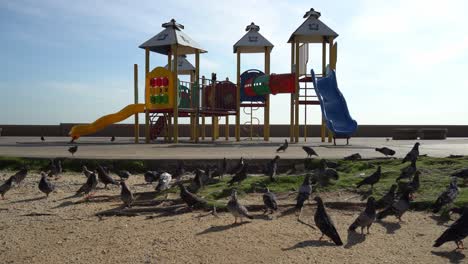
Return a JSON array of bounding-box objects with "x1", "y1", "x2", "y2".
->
[
  {"x1": 162, "y1": 77, "x2": 169, "y2": 86},
  {"x1": 269, "y1": 73, "x2": 295, "y2": 94},
  {"x1": 244, "y1": 78, "x2": 256, "y2": 96},
  {"x1": 215, "y1": 81, "x2": 237, "y2": 110},
  {"x1": 150, "y1": 78, "x2": 157, "y2": 87},
  {"x1": 155, "y1": 78, "x2": 162, "y2": 87},
  {"x1": 203, "y1": 85, "x2": 214, "y2": 108}
]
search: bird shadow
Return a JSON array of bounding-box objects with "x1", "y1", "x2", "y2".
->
[
  {"x1": 429, "y1": 214, "x2": 451, "y2": 226},
  {"x1": 377, "y1": 220, "x2": 401, "y2": 234},
  {"x1": 10, "y1": 196, "x2": 46, "y2": 204},
  {"x1": 278, "y1": 207, "x2": 297, "y2": 218},
  {"x1": 282, "y1": 240, "x2": 335, "y2": 251},
  {"x1": 355, "y1": 189, "x2": 373, "y2": 201},
  {"x1": 344, "y1": 231, "x2": 366, "y2": 249},
  {"x1": 197, "y1": 222, "x2": 249, "y2": 235},
  {"x1": 53, "y1": 200, "x2": 76, "y2": 209},
  {"x1": 431, "y1": 250, "x2": 466, "y2": 264}
]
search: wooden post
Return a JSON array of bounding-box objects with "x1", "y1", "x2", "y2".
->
[
  {"x1": 327, "y1": 37, "x2": 334, "y2": 143},
  {"x1": 236, "y1": 51, "x2": 241, "y2": 141},
  {"x1": 134, "y1": 64, "x2": 139, "y2": 143},
  {"x1": 294, "y1": 41, "x2": 300, "y2": 143},
  {"x1": 264, "y1": 46, "x2": 270, "y2": 141},
  {"x1": 144, "y1": 48, "x2": 150, "y2": 143},
  {"x1": 290, "y1": 43, "x2": 295, "y2": 143},
  {"x1": 189, "y1": 71, "x2": 195, "y2": 141},
  {"x1": 167, "y1": 51, "x2": 172, "y2": 142},
  {"x1": 211, "y1": 73, "x2": 217, "y2": 141},
  {"x1": 225, "y1": 116, "x2": 229, "y2": 140},
  {"x1": 201, "y1": 76, "x2": 206, "y2": 140},
  {"x1": 195, "y1": 51, "x2": 200, "y2": 143},
  {"x1": 321, "y1": 38, "x2": 327, "y2": 142},
  {"x1": 172, "y1": 45, "x2": 179, "y2": 143}
]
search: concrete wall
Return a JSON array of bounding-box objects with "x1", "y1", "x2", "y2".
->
[{"x1": 1, "y1": 124, "x2": 467, "y2": 137}]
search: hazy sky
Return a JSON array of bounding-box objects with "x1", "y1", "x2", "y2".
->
[{"x1": 1, "y1": 0, "x2": 467, "y2": 125}]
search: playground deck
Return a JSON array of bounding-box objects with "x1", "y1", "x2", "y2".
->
[{"x1": 0, "y1": 137, "x2": 467, "y2": 160}]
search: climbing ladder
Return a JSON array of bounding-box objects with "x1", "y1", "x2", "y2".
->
[
  {"x1": 298, "y1": 74, "x2": 321, "y2": 141},
  {"x1": 242, "y1": 103, "x2": 261, "y2": 140},
  {"x1": 149, "y1": 114, "x2": 167, "y2": 140}
]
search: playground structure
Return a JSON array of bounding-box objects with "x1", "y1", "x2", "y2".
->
[{"x1": 68, "y1": 8, "x2": 357, "y2": 144}]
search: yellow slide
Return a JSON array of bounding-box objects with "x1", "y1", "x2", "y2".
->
[{"x1": 69, "y1": 103, "x2": 145, "y2": 139}]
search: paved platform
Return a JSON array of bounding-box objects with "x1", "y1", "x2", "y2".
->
[{"x1": 0, "y1": 136, "x2": 467, "y2": 160}]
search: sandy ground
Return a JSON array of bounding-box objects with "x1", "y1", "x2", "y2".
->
[{"x1": 0, "y1": 171, "x2": 465, "y2": 264}]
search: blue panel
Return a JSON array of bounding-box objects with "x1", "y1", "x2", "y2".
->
[{"x1": 240, "y1": 69, "x2": 266, "y2": 102}]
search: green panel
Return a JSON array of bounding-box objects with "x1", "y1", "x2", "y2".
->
[{"x1": 252, "y1": 75, "x2": 271, "y2": 95}]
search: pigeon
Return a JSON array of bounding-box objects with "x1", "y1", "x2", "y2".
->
[
  {"x1": 0, "y1": 176, "x2": 15, "y2": 199},
  {"x1": 314, "y1": 159, "x2": 339, "y2": 186},
  {"x1": 452, "y1": 168, "x2": 468, "y2": 179},
  {"x1": 377, "y1": 190, "x2": 412, "y2": 221},
  {"x1": 228, "y1": 164, "x2": 248, "y2": 186},
  {"x1": 375, "y1": 147, "x2": 396, "y2": 157},
  {"x1": 191, "y1": 168, "x2": 210, "y2": 191},
  {"x1": 144, "y1": 171, "x2": 159, "y2": 184},
  {"x1": 69, "y1": 138, "x2": 76, "y2": 144},
  {"x1": 96, "y1": 165, "x2": 117, "y2": 189},
  {"x1": 82, "y1": 165, "x2": 93, "y2": 178},
  {"x1": 401, "y1": 171, "x2": 421, "y2": 196},
  {"x1": 349, "y1": 197, "x2": 377, "y2": 234},
  {"x1": 296, "y1": 174, "x2": 314, "y2": 218},
  {"x1": 120, "y1": 181, "x2": 134, "y2": 208},
  {"x1": 41, "y1": 136, "x2": 45, "y2": 142},
  {"x1": 262, "y1": 188, "x2": 278, "y2": 215},
  {"x1": 396, "y1": 160, "x2": 417, "y2": 181},
  {"x1": 375, "y1": 184, "x2": 397, "y2": 209},
  {"x1": 47, "y1": 160, "x2": 62, "y2": 178},
  {"x1": 68, "y1": 145, "x2": 78, "y2": 156},
  {"x1": 433, "y1": 208, "x2": 468, "y2": 250},
  {"x1": 222, "y1": 157, "x2": 227, "y2": 176},
  {"x1": 276, "y1": 139, "x2": 288, "y2": 152},
  {"x1": 344, "y1": 153, "x2": 361, "y2": 161},
  {"x1": 302, "y1": 146, "x2": 319, "y2": 157},
  {"x1": 313, "y1": 196, "x2": 343, "y2": 246},
  {"x1": 432, "y1": 178, "x2": 459, "y2": 213},
  {"x1": 356, "y1": 166, "x2": 381, "y2": 190},
  {"x1": 76, "y1": 172, "x2": 98, "y2": 197},
  {"x1": 38, "y1": 172, "x2": 55, "y2": 197},
  {"x1": 226, "y1": 189, "x2": 253, "y2": 224},
  {"x1": 155, "y1": 172, "x2": 172, "y2": 192},
  {"x1": 178, "y1": 183, "x2": 207, "y2": 209},
  {"x1": 117, "y1": 170, "x2": 131, "y2": 180},
  {"x1": 230, "y1": 157, "x2": 244, "y2": 174},
  {"x1": 450, "y1": 206, "x2": 468, "y2": 216},
  {"x1": 265, "y1": 155, "x2": 279, "y2": 182},
  {"x1": 173, "y1": 161, "x2": 185, "y2": 182},
  {"x1": 12, "y1": 167, "x2": 28, "y2": 184},
  {"x1": 402, "y1": 142, "x2": 420, "y2": 163},
  {"x1": 110, "y1": 136, "x2": 115, "y2": 142}
]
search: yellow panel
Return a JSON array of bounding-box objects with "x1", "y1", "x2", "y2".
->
[{"x1": 145, "y1": 67, "x2": 174, "y2": 110}]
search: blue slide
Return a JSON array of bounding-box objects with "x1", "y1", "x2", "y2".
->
[{"x1": 311, "y1": 69, "x2": 358, "y2": 144}]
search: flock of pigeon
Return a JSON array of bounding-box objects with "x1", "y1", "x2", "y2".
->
[{"x1": 1, "y1": 140, "x2": 468, "y2": 251}]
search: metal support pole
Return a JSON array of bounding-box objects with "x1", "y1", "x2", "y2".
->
[{"x1": 134, "y1": 64, "x2": 139, "y2": 143}]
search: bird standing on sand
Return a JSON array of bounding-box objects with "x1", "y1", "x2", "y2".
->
[
  {"x1": 313, "y1": 196, "x2": 343, "y2": 246},
  {"x1": 68, "y1": 145, "x2": 78, "y2": 156},
  {"x1": 47, "y1": 160, "x2": 62, "y2": 179},
  {"x1": 265, "y1": 155, "x2": 279, "y2": 182},
  {"x1": 349, "y1": 197, "x2": 376, "y2": 234},
  {"x1": 178, "y1": 183, "x2": 207, "y2": 209},
  {"x1": 344, "y1": 153, "x2": 361, "y2": 161},
  {"x1": 402, "y1": 142, "x2": 420, "y2": 163},
  {"x1": 396, "y1": 160, "x2": 417, "y2": 181},
  {"x1": 82, "y1": 165, "x2": 93, "y2": 178},
  {"x1": 110, "y1": 136, "x2": 115, "y2": 142},
  {"x1": 96, "y1": 165, "x2": 117, "y2": 189},
  {"x1": 400, "y1": 171, "x2": 421, "y2": 196},
  {"x1": 375, "y1": 147, "x2": 395, "y2": 157},
  {"x1": 432, "y1": 178, "x2": 459, "y2": 213},
  {"x1": 375, "y1": 184, "x2": 397, "y2": 209},
  {"x1": 356, "y1": 166, "x2": 381, "y2": 190},
  {"x1": 276, "y1": 139, "x2": 288, "y2": 152},
  {"x1": 433, "y1": 208, "x2": 468, "y2": 250},
  {"x1": 296, "y1": 174, "x2": 314, "y2": 219},
  {"x1": 117, "y1": 170, "x2": 131, "y2": 180},
  {"x1": 262, "y1": 187, "x2": 278, "y2": 215},
  {"x1": 377, "y1": 190, "x2": 412, "y2": 222},
  {"x1": 302, "y1": 146, "x2": 319, "y2": 158},
  {"x1": 39, "y1": 172, "x2": 55, "y2": 197},
  {"x1": 227, "y1": 189, "x2": 253, "y2": 224},
  {"x1": 76, "y1": 172, "x2": 98, "y2": 197},
  {"x1": 120, "y1": 181, "x2": 134, "y2": 208},
  {"x1": 228, "y1": 164, "x2": 248, "y2": 186},
  {"x1": 0, "y1": 176, "x2": 15, "y2": 199},
  {"x1": 155, "y1": 172, "x2": 172, "y2": 192},
  {"x1": 12, "y1": 167, "x2": 28, "y2": 184}
]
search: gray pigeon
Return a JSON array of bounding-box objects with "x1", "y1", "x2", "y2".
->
[
  {"x1": 265, "y1": 155, "x2": 279, "y2": 182},
  {"x1": 314, "y1": 159, "x2": 339, "y2": 186},
  {"x1": 302, "y1": 146, "x2": 319, "y2": 157},
  {"x1": 400, "y1": 171, "x2": 421, "y2": 196},
  {"x1": 117, "y1": 170, "x2": 131, "y2": 180},
  {"x1": 120, "y1": 181, "x2": 134, "y2": 208},
  {"x1": 434, "y1": 208, "x2": 468, "y2": 250},
  {"x1": 432, "y1": 178, "x2": 459, "y2": 213},
  {"x1": 344, "y1": 153, "x2": 361, "y2": 161},
  {"x1": 110, "y1": 136, "x2": 115, "y2": 142},
  {"x1": 39, "y1": 172, "x2": 55, "y2": 197},
  {"x1": 144, "y1": 171, "x2": 159, "y2": 184},
  {"x1": 377, "y1": 190, "x2": 412, "y2": 221},
  {"x1": 375, "y1": 184, "x2": 397, "y2": 209},
  {"x1": 178, "y1": 183, "x2": 207, "y2": 209},
  {"x1": 276, "y1": 139, "x2": 288, "y2": 152},
  {"x1": 402, "y1": 142, "x2": 420, "y2": 163},
  {"x1": 230, "y1": 157, "x2": 244, "y2": 175},
  {"x1": 68, "y1": 145, "x2": 78, "y2": 156},
  {"x1": 313, "y1": 196, "x2": 343, "y2": 246},
  {"x1": 356, "y1": 166, "x2": 381, "y2": 190},
  {"x1": 296, "y1": 174, "x2": 313, "y2": 219},
  {"x1": 375, "y1": 147, "x2": 396, "y2": 157},
  {"x1": 173, "y1": 161, "x2": 185, "y2": 182},
  {"x1": 262, "y1": 188, "x2": 278, "y2": 215},
  {"x1": 396, "y1": 160, "x2": 417, "y2": 181},
  {"x1": 12, "y1": 167, "x2": 28, "y2": 184},
  {"x1": 227, "y1": 189, "x2": 253, "y2": 224},
  {"x1": 76, "y1": 172, "x2": 98, "y2": 197},
  {"x1": 155, "y1": 172, "x2": 172, "y2": 192},
  {"x1": 0, "y1": 176, "x2": 15, "y2": 199},
  {"x1": 41, "y1": 136, "x2": 45, "y2": 142},
  {"x1": 48, "y1": 160, "x2": 62, "y2": 179},
  {"x1": 82, "y1": 165, "x2": 93, "y2": 178},
  {"x1": 349, "y1": 197, "x2": 376, "y2": 234},
  {"x1": 96, "y1": 165, "x2": 117, "y2": 189},
  {"x1": 228, "y1": 164, "x2": 248, "y2": 186}
]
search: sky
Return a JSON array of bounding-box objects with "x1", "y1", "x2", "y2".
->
[{"x1": 0, "y1": 0, "x2": 467, "y2": 125}]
